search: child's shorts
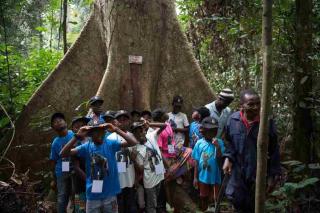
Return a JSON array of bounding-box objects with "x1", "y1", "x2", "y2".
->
[{"x1": 199, "y1": 182, "x2": 219, "y2": 198}]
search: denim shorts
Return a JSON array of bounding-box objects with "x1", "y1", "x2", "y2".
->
[{"x1": 86, "y1": 196, "x2": 118, "y2": 213}]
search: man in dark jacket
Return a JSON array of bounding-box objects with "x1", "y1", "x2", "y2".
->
[{"x1": 222, "y1": 89, "x2": 281, "y2": 213}]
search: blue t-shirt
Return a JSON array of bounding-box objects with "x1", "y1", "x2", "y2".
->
[
  {"x1": 192, "y1": 138, "x2": 225, "y2": 184},
  {"x1": 76, "y1": 136, "x2": 121, "y2": 200},
  {"x1": 189, "y1": 121, "x2": 202, "y2": 148},
  {"x1": 50, "y1": 130, "x2": 74, "y2": 177}
]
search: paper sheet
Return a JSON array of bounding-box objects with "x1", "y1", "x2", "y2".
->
[
  {"x1": 117, "y1": 162, "x2": 127, "y2": 173},
  {"x1": 92, "y1": 180, "x2": 103, "y2": 193},
  {"x1": 62, "y1": 161, "x2": 70, "y2": 172}
]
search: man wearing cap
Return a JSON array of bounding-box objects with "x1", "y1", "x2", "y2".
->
[
  {"x1": 108, "y1": 110, "x2": 138, "y2": 213},
  {"x1": 222, "y1": 89, "x2": 281, "y2": 212},
  {"x1": 71, "y1": 116, "x2": 90, "y2": 213},
  {"x1": 87, "y1": 96, "x2": 105, "y2": 125},
  {"x1": 60, "y1": 122, "x2": 138, "y2": 213},
  {"x1": 49, "y1": 112, "x2": 74, "y2": 213},
  {"x1": 168, "y1": 95, "x2": 189, "y2": 146},
  {"x1": 192, "y1": 117, "x2": 225, "y2": 211},
  {"x1": 205, "y1": 88, "x2": 234, "y2": 138}
]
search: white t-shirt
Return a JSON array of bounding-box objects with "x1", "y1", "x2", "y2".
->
[
  {"x1": 168, "y1": 112, "x2": 189, "y2": 145},
  {"x1": 107, "y1": 132, "x2": 135, "y2": 189},
  {"x1": 136, "y1": 128, "x2": 165, "y2": 189}
]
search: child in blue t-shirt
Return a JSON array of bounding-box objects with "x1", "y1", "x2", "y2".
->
[
  {"x1": 71, "y1": 116, "x2": 90, "y2": 213},
  {"x1": 60, "y1": 122, "x2": 138, "y2": 213},
  {"x1": 49, "y1": 112, "x2": 74, "y2": 213},
  {"x1": 192, "y1": 116, "x2": 225, "y2": 212},
  {"x1": 189, "y1": 107, "x2": 210, "y2": 148}
]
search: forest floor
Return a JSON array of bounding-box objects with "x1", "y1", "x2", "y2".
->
[{"x1": 0, "y1": 172, "x2": 235, "y2": 213}]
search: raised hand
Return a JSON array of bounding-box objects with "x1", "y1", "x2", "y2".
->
[
  {"x1": 100, "y1": 123, "x2": 118, "y2": 132},
  {"x1": 77, "y1": 126, "x2": 89, "y2": 139}
]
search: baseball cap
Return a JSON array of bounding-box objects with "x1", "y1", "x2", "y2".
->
[
  {"x1": 71, "y1": 116, "x2": 90, "y2": 126},
  {"x1": 115, "y1": 110, "x2": 130, "y2": 119},
  {"x1": 200, "y1": 116, "x2": 219, "y2": 129},
  {"x1": 102, "y1": 110, "x2": 116, "y2": 120},
  {"x1": 89, "y1": 96, "x2": 104, "y2": 106}
]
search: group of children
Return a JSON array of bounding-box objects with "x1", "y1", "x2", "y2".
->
[{"x1": 50, "y1": 92, "x2": 234, "y2": 213}]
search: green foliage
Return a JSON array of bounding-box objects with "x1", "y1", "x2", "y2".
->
[
  {"x1": 17, "y1": 49, "x2": 63, "y2": 106},
  {"x1": 176, "y1": 0, "x2": 320, "y2": 153},
  {"x1": 0, "y1": 45, "x2": 62, "y2": 117},
  {"x1": 177, "y1": 1, "x2": 320, "y2": 210},
  {"x1": 266, "y1": 160, "x2": 320, "y2": 211},
  {"x1": 0, "y1": 0, "x2": 91, "y2": 121}
]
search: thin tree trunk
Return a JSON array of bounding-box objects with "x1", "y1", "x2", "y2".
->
[
  {"x1": 0, "y1": 3, "x2": 14, "y2": 116},
  {"x1": 292, "y1": 0, "x2": 313, "y2": 163},
  {"x1": 38, "y1": 13, "x2": 43, "y2": 50},
  {"x1": 255, "y1": 0, "x2": 273, "y2": 212},
  {"x1": 58, "y1": 0, "x2": 63, "y2": 49},
  {"x1": 62, "y1": 0, "x2": 68, "y2": 53},
  {"x1": 49, "y1": 10, "x2": 53, "y2": 50}
]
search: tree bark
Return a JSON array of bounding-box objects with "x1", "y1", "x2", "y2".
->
[
  {"x1": 292, "y1": 0, "x2": 313, "y2": 163},
  {"x1": 62, "y1": 0, "x2": 68, "y2": 53},
  {"x1": 255, "y1": 0, "x2": 273, "y2": 212},
  {"x1": 6, "y1": 0, "x2": 214, "y2": 174},
  {"x1": 95, "y1": 0, "x2": 214, "y2": 111}
]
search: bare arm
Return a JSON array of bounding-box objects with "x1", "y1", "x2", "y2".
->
[
  {"x1": 73, "y1": 157, "x2": 86, "y2": 182},
  {"x1": 141, "y1": 119, "x2": 166, "y2": 135},
  {"x1": 131, "y1": 151, "x2": 144, "y2": 174},
  {"x1": 148, "y1": 122, "x2": 166, "y2": 128},
  {"x1": 60, "y1": 126, "x2": 88, "y2": 157},
  {"x1": 194, "y1": 161, "x2": 198, "y2": 180},
  {"x1": 193, "y1": 161, "x2": 199, "y2": 188},
  {"x1": 116, "y1": 128, "x2": 139, "y2": 148},
  {"x1": 49, "y1": 160, "x2": 57, "y2": 191},
  {"x1": 60, "y1": 137, "x2": 79, "y2": 157},
  {"x1": 49, "y1": 160, "x2": 56, "y2": 180},
  {"x1": 173, "y1": 126, "x2": 189, "y2": 133},
  {"x1": 213, "y1": 140, "x2": 222, "y2": 157}
]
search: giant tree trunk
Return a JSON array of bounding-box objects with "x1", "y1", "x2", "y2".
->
[
  {"x1": 95, "y1": 0, "x2": 213, "y2": 111},
  {"x1": 292, "y1": 0, "x2": 313, "y2": 163},
  {"x1": 255, "y1": 0, "x2": 273, "y2": 212},
  {"x1": 5, "y1": 0, "x2": 214, "y2": 174}
]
